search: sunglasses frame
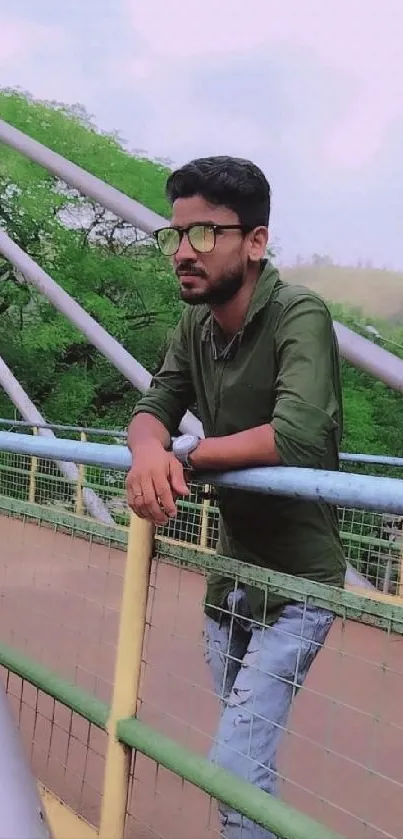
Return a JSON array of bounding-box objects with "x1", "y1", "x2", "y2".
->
[{"x1": 153, "y1": 223, "x2": 251, "y2": 256}]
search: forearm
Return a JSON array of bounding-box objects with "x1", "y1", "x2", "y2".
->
[
  {"x1": 128, "y1": 412, "x2": 171, "y2": 453},
  {"x1": 190, "y1": 424, "x2": 282, "y2": 471}
]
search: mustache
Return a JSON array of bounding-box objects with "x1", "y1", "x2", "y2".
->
[{"x1": 176, "y1": 263, "x2": 207, "y2": 278}]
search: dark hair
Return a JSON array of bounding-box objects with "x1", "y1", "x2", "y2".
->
[{"x1": 165, "y1": 155, "x2": 271, "y2": 228}]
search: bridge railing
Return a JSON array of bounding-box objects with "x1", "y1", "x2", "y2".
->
[
  {"x1": 0, "y1": 431, "x2": 403, "y2": 838},
  {"x1": 0, "y1": 419, "x2": 402, "y2": 596}
]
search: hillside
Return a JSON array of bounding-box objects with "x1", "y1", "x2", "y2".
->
[{"x1": 282, "y1": 264, "x2": 403, "y2": 323}]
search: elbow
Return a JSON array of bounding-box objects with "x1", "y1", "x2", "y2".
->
[
  {"x1": 274, "y1": 431, "x2": 327, "y2": 469},
  {"x1": 272, "y1": 404, "x2": 336, "y2": 469}
]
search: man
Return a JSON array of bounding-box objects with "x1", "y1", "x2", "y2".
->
[{"x1": 126, "y1": 156, "x2": 346, "y2": 839}]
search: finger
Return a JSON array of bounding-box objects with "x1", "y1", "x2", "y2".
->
[
  {"x1": 129, "y1": 493, "x2": 147, "y2": 519},
  {"x1": 169, "y1": 458, "x2": 190, "y2": 496},
  {"x1": 126, "y1": 473, "x2": 153, "y2": 521},
  {"x1": 131, "y1": 508, "x2": 146, "y2": 519},
  {"x1": 153, "y1": 473, "x2": 178, "y2": 518},
  {"x1": 140, "y1": 476, "x2": 169, "y2": 526},
  {"x1": 126, "y1": 473, "x2": 142, "y2": 512}
]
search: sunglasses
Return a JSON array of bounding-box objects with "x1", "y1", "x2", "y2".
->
[{"x1": 153, "y1": 223, "x2": 250, "y2": 257}]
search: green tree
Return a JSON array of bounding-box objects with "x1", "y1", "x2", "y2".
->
[{"x1": 0, "y1": 88, "x2": 182, "y2": 427}]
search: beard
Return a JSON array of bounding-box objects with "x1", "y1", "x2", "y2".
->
[{"x1": 178, "y1": 265, "x2": 244, "y2": 306}]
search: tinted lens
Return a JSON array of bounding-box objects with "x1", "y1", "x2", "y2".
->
[
  {"x1": 156, "y1": 227, "x2": 180, "y2": 256},
  {"x1": 188, "y1": 224, "x2": 215, "y2": 253}
]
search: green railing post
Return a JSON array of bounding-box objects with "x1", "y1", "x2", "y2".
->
[
  {"x1": 75, "y1": 431, "x2": 86, "y2": 515},
  {"x1": 28, "y1": 426, "x2": 38, "y2": 503}
]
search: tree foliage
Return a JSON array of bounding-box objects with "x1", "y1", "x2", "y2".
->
[
  {"x1": 0, "y1": 88, "x2": 403, "y2": 456},
  {"x1": 0, "y1": 88, "x2": 182, "y2": 427}
]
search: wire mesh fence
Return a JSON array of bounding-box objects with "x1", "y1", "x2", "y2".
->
[
  {"x1": 0, "y1": 420, "x2": 402, "y2": 594},
  {"x1": 127, "y1": 754, "x2": 219, "y2": 839},
  {"x1": 0, "y1": 464, "x2": 122, "y2": 829},
  {"x1": 0, "y1": 503, "x2": 124, "y2": 704},
  {"x1": 135, "y1": 546, "x2": 403, "y2": 839},
  {"x1": 1, "y1": 424, "x2": 403, "y2": 837},
  {"x1": 0, "y1": 667, "x2": 107, "y2": 829}
]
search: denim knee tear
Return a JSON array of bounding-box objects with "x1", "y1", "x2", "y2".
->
[
  {"x1": 243, "y1": 648, "x2": 259, "y2": 667},
  {"x1": 228, "y1": 686, "x2": 252, "y2": 710}
]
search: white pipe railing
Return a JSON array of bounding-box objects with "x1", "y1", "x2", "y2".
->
[
  {"x1": 0, "y1": 118, "x2": 165, "y2": 234},
  {"x1": 1, "y1": 432, "x2": 403, "y2": 516},
  {"x1": 2, "y1": 420, "x2": 403, "y2": 467}
]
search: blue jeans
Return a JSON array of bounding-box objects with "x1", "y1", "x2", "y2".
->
[{"x1": 204, "y1": 589, "x2": 334, "y2": 839}]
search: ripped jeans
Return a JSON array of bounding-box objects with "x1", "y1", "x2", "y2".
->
[{"x1": 204, "y1": 589, "x2": 334, "y2": 839}]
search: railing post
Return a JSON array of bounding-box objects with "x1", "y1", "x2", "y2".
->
[
  {"x1": 398, "y1": 535, "x2": 403, "y2": 598},
  {"x1": 199, "y1": 484, "x2": 210, "y2": 549},
  {"x1": 75, "y1": 431, "x2": 86, "y2": 515},
  {"x1": 28, "y1": 426, "x2": 38, "y2": 503},
  {"x1": 98, "y1": 512, "x2": 154, "y2": 839}
]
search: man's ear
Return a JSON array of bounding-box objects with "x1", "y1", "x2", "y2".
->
[{"x1": 248, "y1": 226, "x2": 269, "y2": 262}]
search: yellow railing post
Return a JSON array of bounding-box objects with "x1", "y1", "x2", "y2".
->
[
  {"x1": 28, "y1": 427, "x2": 38, "y2": 503},
  {"x1": 199, "y1": 484, "x2": 210, "y2": 549},
  {"x1": 98, "y1": 512, "x2": 154, "y2": 839},
  {"x1": 75, "y1": 431, "x2": 86, "y2": 515}
]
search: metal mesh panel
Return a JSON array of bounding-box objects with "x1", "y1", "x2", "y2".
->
[
  {"x1": 339, "y1": 506, "x2": 402, "y2": 593},
  {"x1": 134, "y1": 546, "x2": 403, "y2": 839},
  {"x1": 159, "y1": 493, "x2": 403, "y2": 595},
  {"x1": 0, "y1": 423, "x2": 403, "y2": 837},
  {"x1": 0, "y1": 423, "x2": 401, "y2": 594},
  {"x1": 0, "y1": 484, "x2": 125, "y2": 704},
  {"x1": 0, "y1": 425, "x2": 128, "y2": 521},
  {"x1": 126, "y1": 755, "x2": 219, "y2": 838},
  {"x1": 34, "y1": 457, "x2": 77, "y2": 511},
  {"x1": 0, "y1": 450, "x2": 31, "y2": 500},
  {"x1": 1, "y1": 667, "x2": 107, "y2": 828}
]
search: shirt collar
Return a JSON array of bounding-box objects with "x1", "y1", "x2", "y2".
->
[
  {"x1": 243, "y1": 259, "x2": 280, "y2": 325},
  {"x1": 200, "y1": 259, "x2": 280, "y2": 342}
]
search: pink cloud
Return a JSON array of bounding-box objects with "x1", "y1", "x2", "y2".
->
[
  {"x1": 124, "y1": 0, "x2": 403, "y2": 170},
  {"x1": 0, "y1": 14, "x2": 97, "y2": 109},
  {"x1": 0, "y1": 16, "x2": 65, "y2": 66}
]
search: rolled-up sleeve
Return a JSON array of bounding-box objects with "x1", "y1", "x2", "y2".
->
[
  {"x1": 131, "y1": 313, "x2": 195, "y2": 436},
  {"x1": 271, "y1": 295, "x2": 340, "y2": 468}
]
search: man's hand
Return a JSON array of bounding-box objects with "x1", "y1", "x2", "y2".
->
[{"x1": 126, "y1": 440, "x2": 190, "y2": 526}]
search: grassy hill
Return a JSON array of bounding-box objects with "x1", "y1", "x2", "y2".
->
[{"x1": 282, "y1": 264, "x2": 403, "y2": 323}]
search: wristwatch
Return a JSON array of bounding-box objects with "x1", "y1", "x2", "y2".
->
[{"x1": 172, "y1": 434, "x2": 201, "y2": 469}]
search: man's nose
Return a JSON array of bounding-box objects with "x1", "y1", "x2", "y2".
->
[{"x1": 174, "y1": 231, "x2": 197, "y2": 263}]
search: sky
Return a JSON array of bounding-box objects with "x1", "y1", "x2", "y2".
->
[{"x1": 0, "y1": 0, "x2": 402, "y2": 269}]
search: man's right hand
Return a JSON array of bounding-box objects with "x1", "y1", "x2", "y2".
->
[{"x1": 126, "y1": 441, "x2": 190, "y2": 526}]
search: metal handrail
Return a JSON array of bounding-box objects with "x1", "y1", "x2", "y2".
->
[
  {"x1": 0, "y1": 420, "x2": 403, "y2": 467},
  {"x1": 1, "y1": 431, "x2": 403, "y2": 515}
]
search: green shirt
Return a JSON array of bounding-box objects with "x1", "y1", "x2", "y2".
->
[{"x1": 132, "y1": 261, "x2": 346, "y2": 624}]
